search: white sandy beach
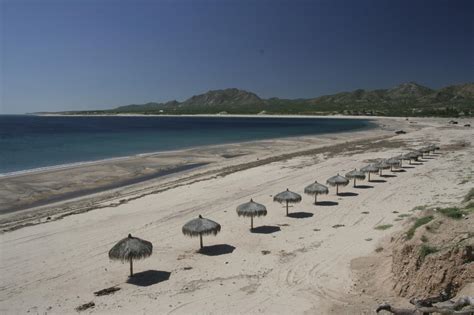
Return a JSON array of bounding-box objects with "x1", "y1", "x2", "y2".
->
[{"x1": 0, "y1": 117, "x2": 473, "y2": 314}]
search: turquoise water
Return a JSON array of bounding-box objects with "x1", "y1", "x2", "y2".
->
[{"x1": 0, "y1": 115, "x2": 374, "y2": 174}]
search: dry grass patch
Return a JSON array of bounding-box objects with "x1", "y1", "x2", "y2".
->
[
  {"x1": 405, "y1": 215, "x2": 434, "y2": 240},
  {"x1": 375, "y1": 224, "x2": 393, "y2": 230}
]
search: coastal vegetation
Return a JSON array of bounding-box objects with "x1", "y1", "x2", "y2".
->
[
  {"x1": 39, "y1": 82, "x2": 474, "y2": 117},
  {"x1": 437, "y1": 207, "x2": 466, "y2": 219},
  {"x1": 405, "y1": 215, "x2": 434, "y2": 240},
  {"x1": 381, "y1": 190, "x2": 474, "y2": 313},
  {"x1": 374, "y1": 224, "x2": 393, "y2": 230},
  {"x1": 419, "y1": 244, "x2": 439, "y2": 260}
]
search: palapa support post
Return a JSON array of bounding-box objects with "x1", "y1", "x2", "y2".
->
[
  {"x1": 129, "y1": 258, "x2": 133, "y2": 277},
  {"x1": 353, "y1": 178, "x2": 356, "y2": 187},
  {"x1": 286, "y1": 200, "x2": 289, "y2": 216},
  {"x1": 368, "y1": 172, "x2": 371, "y2": 182},
  {"x1": 314, "y1": 194, "x2": 317, "y2": 205},
  {"x1": 336, "y1": 184, "x2": 339, "y2": 195},
  {"x1": 250, "y1": 216, "x2": 254, "y2": 230},
  {"x1": 199, "y1": 233, "x2": 203, "y2": 249}
]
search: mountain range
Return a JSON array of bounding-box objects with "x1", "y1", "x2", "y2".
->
[{"x1": 51, "y1": 82, "x2": 474, "y2": 117}]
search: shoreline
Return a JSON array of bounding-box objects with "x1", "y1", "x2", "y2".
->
[
  {"x1": 0, "y1": 116, "x2": 376, "y2": 178},
  {"x1": 0, "y1": 127, "x2": 391, "y2": 231},
  {"x1": 0, "y1": 116, "x2": 472, "y2": 314},
  {"x1": 33, "y1": 113, "x2": 378, "y2": 118},
  {"x1": 31, "y1": 112, "x2": 474, "y2": 121},
  {"x1": 0, "y1": 116, "x2": 400, "y2": 231}
]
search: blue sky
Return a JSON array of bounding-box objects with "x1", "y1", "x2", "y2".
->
[{"x1": 1, "y1": 0, "x2": 473, "y2": 114}]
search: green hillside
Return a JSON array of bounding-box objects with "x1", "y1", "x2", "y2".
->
[{"x1": 46, "y1": 82, "x2": 474, "y2": 117}]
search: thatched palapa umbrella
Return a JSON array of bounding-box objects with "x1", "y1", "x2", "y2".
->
[
  {"x1": 273, "y1": 188, "x2": 302, "y2": 216},
  {"x1": 109, "y1": 233, "x2": 153, "y2": 277},
  {"x1": 304, "y1": 181, "x2": 329, "y2": 204},
  {"x1": 182, "y1": 215, "x2": 221, "y2": 250},
  {"x1": 404, "y1": 152, "x2": 419, "y2": 164},
  {"x1": 400, "y1": 153, "x2": 412, "y2": 165},
  {"x1": 376, "y1": 160, "x2": 390, "y2": 176},
  {"x1": 430, "y1": 144, "x2": 440, "y2": 152},
  {"x1": 393, "y1": 154, "x2": 404, "y2": 167},
  {"x1": 236, "y1": 199, "x2": 267, "y2": 230},
  {"x1": 419, "y1": 146, "x2": 431, "y2": 156},
  {"x1": 326, "y1": 174, "x2": 349, "y2": 195},
  {"x1": 386, "y1": 157, "x2": 401, "y2": 171},
  {"x1": 345, "y1": 169, "x2": 366, "y2": 187},
  {"x1": 361, "y1": 164, "x2": 379, "y2": 182},
  {"x1": 411, "y1": 150, "x2": 423, "y2": 161}
]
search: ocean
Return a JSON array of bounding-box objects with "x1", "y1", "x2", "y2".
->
[{"x1": 0, "y1": 115, "x2": 374, "y2": 175}]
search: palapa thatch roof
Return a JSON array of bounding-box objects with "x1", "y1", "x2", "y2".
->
[
  {"x1": 431, "y1": 144, "x2": 440, "y2": 151},
  {"x1": 405, "y1": 151, "x2": 420, "y2": 159},
  {"x1": 345, "y1": 169, "x2": 366, "y2": 180},
  {"x1": 401, "y1": 153, "x2": 413, "y2": 161},
  {"x1": 412, "y1": 150, "x2": 423, "y2": 157},
  {"x1": 236, "y1": 199, "x2": 267, "y2": 217},
  {"x1": 182, "y1": 215, "x2": 221, "y2": 237},
  {"x1": 419, "y1": 146, "x2": 431, "y2": 153},
  {"x1": 361, "y1": 164, "x2": 379, "y2": 173},
  {"x1": 326, "y1": 174, "x2": 349, "y2": 186},
  {"x1": 273, "y1": 188, "x2": 302, "y2": 203},
  {"x1": 304, "y1": 181, "x2": 329, "y2": 195},
  {"x1": 376, "y1": 160, "x2": 391, "y2": 169},
  {"x1": 109, "y1": 234, "x2": 153, "y2": 262},
  {"x1": 425, "y1": 144, "x2": 440, "y2": 152},
  {"x1": 386, "y1": 157, "x2": 401, "y2": 166}
]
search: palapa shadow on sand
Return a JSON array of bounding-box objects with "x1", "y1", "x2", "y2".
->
[
  {"x1": 354, "y1": 185, "x2": 374, "y2": 189},
  {"x1": 402, "y1": 166, "x2": 415, "y2": 169},
  {"x1": 126, "y1": 270, "x2": 171, "y2": 287},
  {"x1": 368, "y1": 179, "x2": 387, "y2": 183},
  {"x1": 198, "y1": 244, "x2": 235, "y2": 256},
  {"x1": 411, "y1": 162, "x2": 423, "y2": 165},
  {"x1": 338, "y1": 192, "x2": 359, "y2": 197},
  {"x1": 380, "y1": 174, "x2": 397, "y2": 178},
  {"x1": 315, "y1": 200, "x2": 338, "y2": 206},
  {"x1": 288, "y1": 212, "x2": 313, "y2": 219},
  {"x1": 251, "y1": 225, "x2": 281, "y2": 234},
  {"x1": 391, "y1": 169, "x2": 406, "y2": 173}
]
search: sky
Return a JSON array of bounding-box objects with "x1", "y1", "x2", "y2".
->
[{"x1": 1, "y1": 0, "x2": 473, "y2": 114}]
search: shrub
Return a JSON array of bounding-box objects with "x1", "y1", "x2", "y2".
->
[
  {"x1": 406, "y1": 216, "x2": 434, "y2": 240},
  {"x1": 438, "y1": 207, "x2": 465, "y2": 219},
  {"x1": 419, "y1": 244, "x2": 439, "y2": 260},
  {"x1": 375, "y1": 224, "x2": 393, "y2": 230}
]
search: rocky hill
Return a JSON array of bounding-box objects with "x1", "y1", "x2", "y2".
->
[
  {"x1": 181, "y1": 88, "x2": 263, "y2": 107},
  {"x1": 48, "y1": 82, "x2": 474, "y2": 117}
]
